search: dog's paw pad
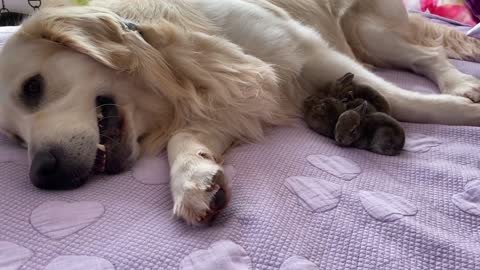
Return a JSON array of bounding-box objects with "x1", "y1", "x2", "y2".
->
[
  {"x1": 175, "y1": 169, "x2": 231, "y2": 225},
  {"x1": 201, "y1": 171, "x2": 229, "y2": 222},
  {"x1": 193, "y1": 184, "x2": 227, "y2": 224},
  {"x1": 209, "y1": 184, "x2": 228, "y2": 211}
]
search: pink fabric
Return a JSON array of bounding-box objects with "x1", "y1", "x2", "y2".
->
[
  {"x1": 465, "y1": 0, "x2": 480, "y2": 22},
  {"x1": 404, "y1": 0, "x2": 477, "y2": 25}
]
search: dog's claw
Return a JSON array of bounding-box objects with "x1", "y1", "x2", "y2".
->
[
  {"x1": 210, "y1": 186, "x2": 227, "y2": 211},
  {"x1": 173, "y1": 166, "x2": 230, "y2": 225}
]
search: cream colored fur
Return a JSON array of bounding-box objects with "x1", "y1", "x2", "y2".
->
[{"x1": 1, "y1": 0, "x2": 480, "y2": 224}]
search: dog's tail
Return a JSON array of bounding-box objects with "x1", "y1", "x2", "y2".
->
[{"x1": 409, "y1": 14, "x2": 480, "y2": 62}]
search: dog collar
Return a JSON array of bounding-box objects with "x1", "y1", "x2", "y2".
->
[
  {"x1": 120, "y1": 20, "x2": 145, "y2": 40},
  {"x1": 121, "y1": 20, "x2": 138, "y2": 32}
]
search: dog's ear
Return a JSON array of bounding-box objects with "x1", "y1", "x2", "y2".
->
[
  {"x1": 19, "y1": 7, "x2": 133, "y2": 70},
  {"x1": 18, "y1": 7, "x2": 183, "y2": 99}
]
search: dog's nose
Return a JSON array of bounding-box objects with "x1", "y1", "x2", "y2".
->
[{"x1": 29, "y1": 150, "x2": 84, "y2": 190}]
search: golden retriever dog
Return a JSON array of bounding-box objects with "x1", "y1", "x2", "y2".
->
[{"x1": 1, "y1": 0, "x2": 480, "y2": 224}]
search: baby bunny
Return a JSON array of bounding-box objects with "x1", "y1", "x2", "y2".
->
[
  {"x1": 304, "y1": 72, "x2": 391, "y2": 138},
  {"x1": 304, "y1": 96, "x2": 346, "y2": 138},
  {"x1": 334, "y1": 73, "x2": 391, "y2": 114},
  {"x1": 335, "y1": 101, "x2": 405, "y2": 156}
]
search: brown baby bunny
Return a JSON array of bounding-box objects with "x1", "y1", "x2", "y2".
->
[
  {"x1": 341, "y1": 92, "x2": 378, "y2": 114},
  {"x1": 335, "y1": 101, "x2": 405, "y2": 156},
  {"x1": 305, "y1": 72, "x2": 393, "y2": 144},
  {"x1": 327, "y1": 73, "x2": 391, "y2": 114},
  {"x1": 304, "y1": 96, "x2": 346, "y2": 139},
  {"x1": 303, "y1": 73, "x2": 358, "y2": 139},
  {"x1": 319, "y1": 72, "x2": 355, "y2": 99}
]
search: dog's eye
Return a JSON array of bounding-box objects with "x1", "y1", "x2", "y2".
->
[
  {"x1": 137, "y1": 133, "x2": 148, "y2": 144},
  {"x1": 21, "y1": 74, "x2": 44, "y2": 107}
]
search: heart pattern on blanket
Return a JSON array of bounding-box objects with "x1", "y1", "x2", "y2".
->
[
  {"x1": 285, "y1": 176, "x2": 342, "y2": 213},
  {"x1": 307, "y1": 155, "x2": 361, "y2": 180},
  {"x1": 45, "y1": 256, "x2": 114, "y2": 270},
  {"x1": 280, "y1": 256, "x2": 318, "y2": 270},
  {"x1": 224, "y1": 165, "x2": 237, "y2": 182},
  {"x1": 465, "y1": 180, "x2": 480, "y2": 190},
  {"x1": 452, "y1": 180, "x2": 480, "y2": 216},
  {"x1": 30, "y1": 201, "x2": 105, "y2": 239},
  {"x1": 359, "y1": 191, "x2": 418, "y2": 222},
  {"x1": 132, "y1": 152, "x2": 170, "y2": 185},
  {"x1": 133, "y1": 152, "x2": 237, "y2": 185},
  {"x1": 0, "y1": 241, "x2": 33, "y2": 270},
  {"x1": 180, "y1": 240, "x2": 251, "y2": 270},
  {"x1": 0, "y1": 136, "x2": 27, "y2": 165},
  {"x1": 404, "y1": 133, "x2": 442, "y2": 153}
]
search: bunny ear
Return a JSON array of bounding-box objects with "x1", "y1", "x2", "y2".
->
[
  {"x1": 335, "y1": 73, "x2": 355, "y2": 96},
  {"x1": 353, "y1": 101, "x2": 368, "y2": 116},
  {"x1": 337, "y1": 72, "x2": 355, "y2": 85}
]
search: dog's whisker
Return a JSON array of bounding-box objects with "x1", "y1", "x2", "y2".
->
[
  {"x1": 95, "y1": 103, "x2": 121, "y2": 110},
  {"x1": 98, "y1": 116, "x2": 122, "y2": 121},
  {"x1": 99, "y1": 134, "x2": 115, "y2": 143}
]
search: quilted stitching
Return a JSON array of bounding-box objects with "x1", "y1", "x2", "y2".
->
[{"x1": 0, "y1": 32, "x2": 480, "y2": 270}]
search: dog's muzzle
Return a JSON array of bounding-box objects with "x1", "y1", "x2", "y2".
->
[{"x1": 30, "y1": 147, "x2": 91, "y2": 190}]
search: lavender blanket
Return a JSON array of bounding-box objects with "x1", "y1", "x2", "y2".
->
[{"x1": 1, "y1": 27, "x2": 480, "y2": 270}]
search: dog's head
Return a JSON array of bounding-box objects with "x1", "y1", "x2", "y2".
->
[{"x1": 0, "y1": 7, "x2": 177, "y2": 189}]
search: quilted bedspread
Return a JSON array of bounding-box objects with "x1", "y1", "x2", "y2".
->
[{"x1": 1, "y1": 25, "x2": 480, "y2": 270}]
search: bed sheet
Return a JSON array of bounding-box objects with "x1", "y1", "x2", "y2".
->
[{"x1": 1, "y1": 26, "x2": 480, "y2": 270}]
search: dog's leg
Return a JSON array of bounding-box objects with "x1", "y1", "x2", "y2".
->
[
  {"x1": 355, "y1": 19, "x2": 480, "y2": 102},
  {"x1": 342, "y1": 1, "x2": 480, "y2": 101},
  {"x1": 167, "y1": 130, "x2": 232, "y2": 225},
  {"x1": 302, "y1": 48, "x2": 480, "y2": 126}
]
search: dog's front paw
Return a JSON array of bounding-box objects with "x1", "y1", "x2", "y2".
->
[
  {"x1": 171, "y1": 155, "x2": 230, "y2": 225},
  {"x1": 444, "y1": 74, "x2": 480, "y2": 102}
]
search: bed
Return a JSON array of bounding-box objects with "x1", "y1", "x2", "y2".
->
[{"x1": 1, "y1": 19, "x2": 479, "y2": 270}]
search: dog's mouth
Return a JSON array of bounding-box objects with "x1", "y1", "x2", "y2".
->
[{"x1": 93, "y1": 96, "x2": 129, "y2": 174}]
